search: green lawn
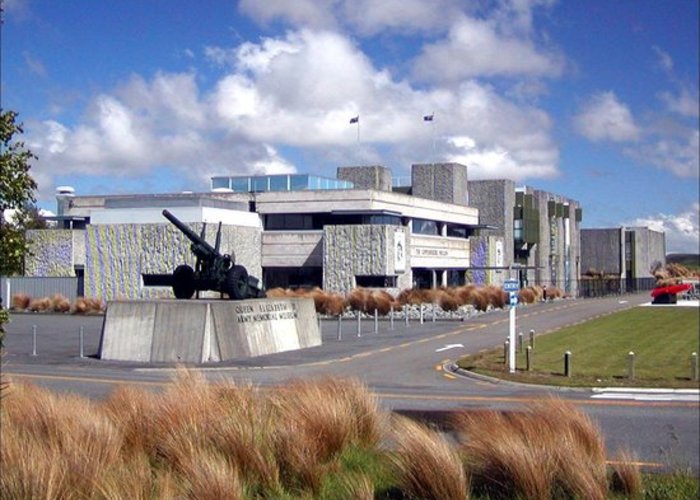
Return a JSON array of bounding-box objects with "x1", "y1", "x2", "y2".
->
[{"x1": 457, "y1": 307, "x2": 700, "y2": 388}]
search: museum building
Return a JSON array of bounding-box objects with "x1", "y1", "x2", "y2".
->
[{"x1": 25, "y1": 163, "x2": 584, "y2": 300}]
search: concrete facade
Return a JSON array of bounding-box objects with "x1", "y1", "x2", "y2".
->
[
  {"x1": 580, "y1": 227, "x2": 666, "y2": 279},
  {"x1": 468, "y1": 181, "x2": 582, "y2": 294},
  {"x1": 411, "y1": 163, "x2": 468, "y2": 205}
]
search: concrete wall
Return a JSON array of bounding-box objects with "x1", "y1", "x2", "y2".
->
[
  {"x1": 337, "y1": 165, "x2": 392, "y2": 191},
  {"x1": 323, "y1": 225, "x2": 410, "y2": 293},
  {"x1": 581, "y1": 228, "x2": 624, "y2": 276},
  {"x1": 25, "y1": 229, "x2": 79, "y2": 277},
  {"x1": 411, "y1": 163, "x2": 468, "y2": 206},
  {"x1": 84, "y1": 223, "x2": 262, "y2": 300},
  {"x1": 630, "y1": 227, "x2": 666, "y2": 278},
  {"x1": 467, "y1": 179, "x2": 515, "y2": 270},
  {"x1": 262, "y1": 231, "x2": 323, "y2": 267}
]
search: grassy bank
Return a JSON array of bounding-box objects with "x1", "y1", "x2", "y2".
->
[
  {"x1": 2, "y1": 372, "x2": 697, "y2": 499},
  {"x1": 457, "y1": 306, "x2": 700, "y2": 388}
]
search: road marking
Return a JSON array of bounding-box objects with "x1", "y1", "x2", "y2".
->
[
  {"x1": 435, "y1": 343, "x2": 464, "y2": 352},
  {"x1": 591, "y1": 388, "x2": 699, "y2": 402},
  {"x1": 443, "y1": 373, "x2": 457, "y2": 380}
]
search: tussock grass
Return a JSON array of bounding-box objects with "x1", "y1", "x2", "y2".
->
[
  {"x1": 4, "y1": 371, "x2": 676, "y2": 498},
  {"x1": 390, "y1": 415, "x2": 469, "y2": 500},
  {"x1": 609, "y1": 449, "x2": 642, "y2": 498},
  {"x1": 452, "y1": 399, "x2": 607, "y2": 500},
  {"x1": 11, "y1": 293, "x2": 30, "y2": 311}
]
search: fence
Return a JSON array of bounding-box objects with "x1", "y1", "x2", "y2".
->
[
  {"x1": 1, "y1": 276, "x2": 83, "y2": 306},
  {"x1": 578, "y1": 277, "x2": 657, "y2": 298}
]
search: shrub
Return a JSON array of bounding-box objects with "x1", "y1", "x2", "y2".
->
[
  {"x1": 11, "y1": 293, "x2": 31, "y2": 311},
  {"x1": 608, "y1": 449, "x2": 642, "y2": 497},
  {"x1": 28, "y1": 297, "x2": 50, "y2": 312}
]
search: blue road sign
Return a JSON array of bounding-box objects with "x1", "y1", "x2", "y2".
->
[{"x1": 503, "y1": 279, "x2": 520, "y2": 292}]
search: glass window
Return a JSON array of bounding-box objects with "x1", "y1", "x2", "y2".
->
[
  {"x1": 355, "y1": 275, "x2": 397, "y2": 288},
  {"x1": 413, "y1": 218, "x2": 439, "y2": 235},
  {"x1": 290, "y1": 175, "x2": 309, "y2": 190},
  {"x1": 269, "y1": 175, "x2": 288, "y2": 191},
  {"x1": 211, "y1": 177, "x2": 229, "y2": 189},
  {"x1": 251, "y1": 176, "x2": 268, "y2": 192},
  {"x1": 231, "y1": 178, "x2": 249, "y2": 192}
]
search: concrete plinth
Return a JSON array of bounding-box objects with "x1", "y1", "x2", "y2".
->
[{"x1": 99, "y1": 298, "x2": 320, "y2": 363}]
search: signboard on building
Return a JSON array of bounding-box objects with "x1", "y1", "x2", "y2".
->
[{"x1": 394, "y1": 229, "x2": 406, "y2": 273}]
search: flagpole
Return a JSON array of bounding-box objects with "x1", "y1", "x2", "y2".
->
[
  {"x1": 357, "y1": 119, "x2": 360, "y2": 143},
  {"x1": 431, "y1": 113, "x2": 436, "y2": 157}
]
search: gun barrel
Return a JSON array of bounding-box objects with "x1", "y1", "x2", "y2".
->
[{"x1": 162, "y1": 209, "x2": 217, "y2": 255}]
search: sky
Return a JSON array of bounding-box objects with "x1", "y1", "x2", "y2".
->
[{"x1": 1, "y1": 0, "x2": 698, "y2": 254}]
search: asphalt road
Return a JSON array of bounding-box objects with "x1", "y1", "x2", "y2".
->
[{"x1": 2, "y1": 293, "x2": 698, "y2": 473}]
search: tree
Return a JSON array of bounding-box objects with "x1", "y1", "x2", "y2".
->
[{"x1": 1, "y1": 109, "x2": 39, "y2": 276}]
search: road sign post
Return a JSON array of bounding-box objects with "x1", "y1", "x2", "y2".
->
[{"x1": 503, "y1": 280, "x2": 519, "y2": 374}]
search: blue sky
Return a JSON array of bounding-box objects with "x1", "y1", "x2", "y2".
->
[{"x1": 2, "y1": 0, "x2": 698, "y2": 253}]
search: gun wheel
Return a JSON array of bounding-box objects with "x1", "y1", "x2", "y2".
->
[
  {"x1": 173, "y1": 265, "x2": 195, "y2": 299},
  {"x1": 226, "y1": 265, "x2": 249, "y2": 300}
]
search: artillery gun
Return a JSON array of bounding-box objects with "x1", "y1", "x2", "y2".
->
[{"x1": 162, "y1": 209, "x2": 265, "y2": 300}]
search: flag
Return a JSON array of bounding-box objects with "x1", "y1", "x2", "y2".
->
[
  {"x1": 423, "y1": 114, "x2": 434, "y2": 122},
  {"x1": 349, "y1": 115, "x2": 359, "y2": 124}
]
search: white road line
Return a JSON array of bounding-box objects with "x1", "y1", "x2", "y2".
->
[{"x1": 591, "y1": 388, "x2": 699, "y2": 402}]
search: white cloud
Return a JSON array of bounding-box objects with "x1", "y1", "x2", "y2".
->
[
  {"x1": 238, "y1": 0, "x2": 339, "y2": 31},
  {"x1": 412, "y1": 15, "x2": 563, "y2": 82},
  {"x1": 625, "y1": 128, "x2": 699, "y2": 178},
  {"x1": 573, "y1": 91, "x2": 641, "y2": 142},
  {"x1": 25, "y1": 28, "x2": 561, "y2": 200},
  {"x1": 625, "y1": 203, "x2": 699, "y2": 254},
  {"x1": 658, "y1": 87, "x2": 700, "y2": 118},
  {"x1": 239, "y1": 0, "x2": 462, "y2": 35},
  {"x1": 652, "y1": 45, "x2": 674, "y2": 73}
]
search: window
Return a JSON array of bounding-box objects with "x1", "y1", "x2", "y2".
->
[
  {"x1": 265, "y1": 214, "x2": 314, "y2": 230},
  {"x1": 269, "y1": 175, "x2": 289, "y2": 191},
  {"x1": 211, "y1": 177, "x2": 230, "y2": 189},
  {"x1": 355, "y1": 275, "x2": 397, "y2": 288},
  {"x1": 413, "y1": 218, "x2": 439, "y2": 235},
  {"x1": 231, "y1": 178, "x2": 250, "y2": 192}
]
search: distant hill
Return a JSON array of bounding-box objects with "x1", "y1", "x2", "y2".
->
[{"x1": 667, "y1": 253, "x2": 700, "y2": 271}]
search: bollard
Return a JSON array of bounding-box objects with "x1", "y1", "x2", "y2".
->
[
  {"x1": 504, "y1": 340, "x2": 510, "y2": 365},
  {"x1": 529, "y1": 329, "x2": 535, "y2": 349},
  {"x1": 627, "y1": 351, "x2": 635, "y2": 379},
  {"x1": 337, "y1": 315, "x2": 343, "y2": 341},
  {"x1": 420, "y1": 304, "x2": 424, "y2": 324},
  {"x1": 692, "y1": 352, "x2": 698, "y2": 382},
  {"x1": 374, "y1": 309, "x2": 378, "y2": 334},
  {"x1": 518, "y1": 332, "x2": 523, "y2": 353},
  {"x1": 357, "y1": 312, "x2": 362, "y2": 337},
  {"x1": 432, "y1": 306, "x2": 436, "y2": 323},
  {"x1": 405, "y1": 305, "x2": 409, "y2": 327},
  {"x1": 318, "y1": 316, "x2": 322, "y2": 335},
  {"x1": 564, "y1": 351, "x2": 572, "y2": 377},
  {"x1": 390, "y1": 307, "x2": 394, "y2": 330},
  {"x1": 526, "y1": 346, "x2": 533, "y2": 371},
  {"x1": 32, "y1": 325, "x2": 37, "y2": 356},
  {"x1": 79, "y1": 326, "x2": 85, "y2": 358}
]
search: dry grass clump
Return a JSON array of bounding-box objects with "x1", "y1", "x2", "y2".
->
[
  {"x1": 396, "y1": 287, "x2": 431, "y2": 306},
  {"x1": 27, "y1": 297, "x2": 50, "y2": 312},
  {"x1": 347, "y1": 287, "x2": 372, "y2": 312},
  {"x1": 321, "y1": 292, "x2": 347, "y2": 315},
  {"x1": 367, "y1": 290, "x2": 396, "y2": 315},
  {"x1": 517, "y1": 287, "x2": 537, "y2": 304},
  {"x1": 390, "y1": 415, "x2": 469, "y2": 500},
  {"x1": 452, "y1": 399, "x2": 607, "y2": 500},
  {"x1": 71, "y1": 296, "x2": 104, "y2": 314},
  {"x1": 265, "y1": 287, "x2": 293, "y2": 298},
  {"x1": 608, "y1": 449, "x2": 642, "y2": 497},
  {"x1": 1, "y1": 382, "x2": 124, "y2": 499},
  {"x1": 484, "y1": 285, "x2": 507, "y2": 309},
  {"x1": 49, "y1": 293, "x2": 71, "y2": 313},
  {"x1": 438, "y1": 289, "x2": 460, "y2": 311},
  {"x1": 11, "y1": 293, "x2": 31, "y2": 311}
]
